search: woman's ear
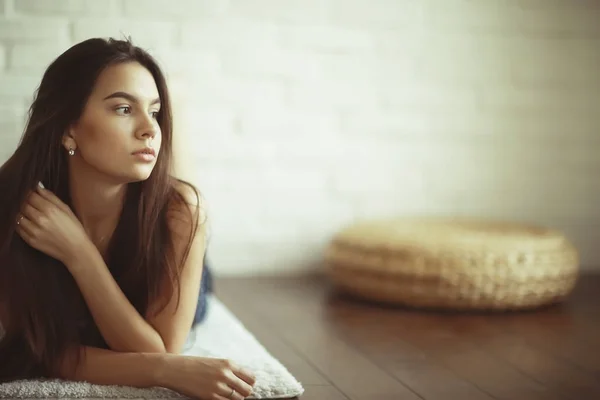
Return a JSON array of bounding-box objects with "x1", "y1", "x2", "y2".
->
[{"x1": 62, "y1": 130, "x2": 77, "y2": 153}]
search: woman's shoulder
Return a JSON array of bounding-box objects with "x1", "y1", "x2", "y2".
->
[
  {"x1": 167, "y1": 179, "x2": 209, "y2": 236},
  {"x1": 170, "y1": 180, "x2": 207, "y2": 218},
  {"x1": 171, "y1": 180, "x2": 202, "y2": 207}
]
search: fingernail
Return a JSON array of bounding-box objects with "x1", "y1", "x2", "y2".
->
[{"x1": 38, "y1": 181, "x2": 45, "y2": 189}]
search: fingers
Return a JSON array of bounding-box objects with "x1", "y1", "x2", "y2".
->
[
  {"x1": 35, "y1": 183, "x2": 70, "y2": 213},
  {"x1": 224, "y1": 372, "x2": 254, "y2": 399},
  {"x1": 22, "y1": 184, "x2": 70, "y2": 217},
  {"x1": 16, "y1": 213, "x2": 33, "y2": 233},
  {"x1": 15, "y1": 217, "x2": 35, "y2": 245},
  {"x1": 217, "y1": 384, "x2": 247, "y2": 400},
  {"x1": 19, "y1": 195, "x2": 50, "y2": 230},
  {"x1": 24, "y1": 191, "x2": 46, "y2": 212},
  {"x1": 21, "y1": 203, "x2": 43, "y2": 224},
  {"x1": 230, "y1": 390, "x2": 246, "y2": 400},
  {"x1": 232, "y1": 364, "x2": 257, "y2": 387}
]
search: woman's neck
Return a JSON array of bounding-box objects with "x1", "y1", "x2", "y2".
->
[{"x1": 68, "y1": 170, "x2": 128, "y2": 252}]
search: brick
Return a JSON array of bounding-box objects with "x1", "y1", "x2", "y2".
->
[
  {"x1": 465, "y1": 181, "x2": 600, "y2": 222},
  {"x1": 457, "y1": 36, "x2": 600, "y2": 90},
  {"x1": 478, "y1": 37, "x2": 600, "y2": 89},
  {"x1": 239, "y1": 105, "x2": 340, "y2": 138},
  {"x1": 228, "y1": 0, "x2": 328, "y2": 23},
  {"x1": 516, "y1": 0, "x2": 600, "y2": 10},
  {"x1": 0, "y1": 106, "x2": 26, "y2": 138},
  {"x1": 382, "y1": 83, "x2": 479, "y2": 112},
  {"x1": 72, "y1": 19, "x2": 178, "y2": 49},
  {"x1": 123, "y1": 0, "x2": 228, "y2": 19},
  {"x1": 207, "y1": 242, "x2": 323, "y2": 276},
  {"x1": 375, "y1": 27, "x2": 424, "y2": 55},
  {"x1": 341, "y1": 111, "x2": 433, "y2": 136},
  {"x1": 255, "y1": 135, "x2": 346, "y2": 164},
  {"x1": 173, "y1": 107, "x2": 237, "y2": 140},
  {"x1": 221, "y1": 48, "x2": 322, "y2": 81},
  {"x1": 184, "y1": 77, "x2": 286, "y2": 109},
  {"x1": 480, "y1": 87, "x2": 600, "y2": 114},
  {"x1": 317, "y1": 53, "x2": 416, "y2": 86},
  {"x1": 288, "y1": 80, "x2": 383, "y2": 110},
  {"x1": 332, "y1": 163, "x2": 425, "y2": 195},
  {"x1": 413, "y1": 33, "x2": 480, "y2": 63},
  {"x1": 173, "y1": 136, "x2": 249, "y2": 164},
  {"x1": 199, "y1": 165, "x2": 331, "y2": 194},
  {"x1": 511, "y1": 58, "x2": 600, "y2": 90},
  {"x1": 415, "y1": 37, "x2": 514, "y2": 83},
  {"x1": 0, "y1": 44, "x2": 5, "y2": 69},
  {"x1": 520, "y1": 7, "x2": 600, "y2": 38},
  {"x1": 204, "y1": 213, "x2": 273, "y2": 244},
  {"x1": 424, "y1": 1, "x2": 524, "y2": 35},
  {"x1": 497, "y1": 134, "x2": 600, "y2": 174},
  {"x1": 0, "y1": 17, "x2": 69, "y2": 43},
  {"x1": 15, "y1": 0, "x2": 118, "y2": 17},
  {"x1": 258, "y1": 190, "x2": 353, "y2": 225},
  {"x1": 0, "y1": 73, "x2": 42, "y2": 99},
  {"x1": 152, "y1": 50, "x2": 221, "y2": 78},
  {"x1": 280, "y1": 25, "x2": 376, "y2": 51},
  {"x1": 424, "y1": 1, "x2": 600, "y2": 38},
  {"x1": 342, "y1": 109, "x2": 599, "y2": 137},
  {"x1": 329, "y1": 0, "x2": 422, "y2": 29},
  {"x1": 186, "y1": 133, "x2": 342, "y2": 165},
  {"x1": 0, "y1": 133, "x2": 22, "y2": 160},
  {"x1": 180, "y1": 18, "x2": 280, "y2": 50},
  {"x1": 10, "y1": 44, "x2": 69, "y2": 74},
  {"x1": 487, "y1": 113, "x2": 599, "y2": 138}
]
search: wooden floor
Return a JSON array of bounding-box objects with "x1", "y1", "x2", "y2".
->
[{"x1": 215, "y1": 273, "x2": 600, "y2": 400}]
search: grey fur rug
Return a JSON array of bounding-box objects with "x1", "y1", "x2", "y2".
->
[{"x1": 0, "y1": 295, "x2": 304, "y2": 399}]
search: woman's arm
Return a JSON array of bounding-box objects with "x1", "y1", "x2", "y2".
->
[
  {"x1": 65, "y1": 247, "x2": 168, "y2": 353},
  {"x1": 59, "y1": 346, "x2": 163, "y2": 387},
  {"x1": 58, "y1": 345, "x2": 256, "y2": 400},
  {"x1": 65, "y1": 184, "x2": 207, "y2": 354}
]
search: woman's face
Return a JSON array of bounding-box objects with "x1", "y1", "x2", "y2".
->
[{"x1": 65, "y1": 61, "x2": 163, "y2": 183}]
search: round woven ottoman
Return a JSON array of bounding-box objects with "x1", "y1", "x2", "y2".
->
[{"x1": 325, "y1": 217, "x2": 580, "y2": 311}]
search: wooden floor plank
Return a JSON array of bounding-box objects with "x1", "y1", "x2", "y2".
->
[
  {"x1": 323, "y1": 295, "x2": 568, "y2": 400},
  {"x1": 219, "y1": 278, "x2": 424, "y2": 400},
  {"x1": 498, "y1": 309, "x2": 600, "y2": 377},
  {"x1": 216, "y1": 287, "x2": 331, "y2": 386},
  {"x1": 324, "y1": 309, "x2": 496, "y2": 399},
  {"x1": 215, "y1": 273, "x2": 600, "y2": 400},
  {"x1": 445, "y1": 314, "x2": 600, "y2": 399},
  {"x1": 299, "y1": 385, "x2": 351, "y2": 400}
]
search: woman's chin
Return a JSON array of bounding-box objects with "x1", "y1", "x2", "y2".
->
[{"x1": 125, "y1": 167, "x2": 154, "y2": 183}]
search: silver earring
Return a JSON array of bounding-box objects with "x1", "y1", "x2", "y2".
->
[{"x1": 68, "y1": 147, "x2": 75, "y2": 156}]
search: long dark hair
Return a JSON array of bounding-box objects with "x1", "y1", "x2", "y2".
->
[{"x1": 0, "y1": 38, "x2": 201, "y2": 380}]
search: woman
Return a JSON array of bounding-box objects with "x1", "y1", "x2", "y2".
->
[{"x1": 0, "y1": 38, "x2": 255, "y2": 400}]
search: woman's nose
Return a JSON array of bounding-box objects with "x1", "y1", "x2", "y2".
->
[{"x1": 138, "y1": 116, "x2": 158, "y2": 140}]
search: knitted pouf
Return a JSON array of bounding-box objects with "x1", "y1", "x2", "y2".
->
[{"x1": 325, "y1": 217, "x2": 580, "y2": 311}]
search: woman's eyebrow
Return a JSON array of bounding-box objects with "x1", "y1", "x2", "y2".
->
[{"x1": 103, "y1": 91, "x2": 161, "y2": 105}]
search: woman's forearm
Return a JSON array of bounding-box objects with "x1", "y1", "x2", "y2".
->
[
  {"x1": 65, "y1": 242, "x2": 166, "y2": 353},
  {"x1": 59, "y1": 346, "x2": 165, "y2": 388}
]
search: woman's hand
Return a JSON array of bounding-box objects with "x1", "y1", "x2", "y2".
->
[
  {"x1": 158, "y1": 355, "x2": 256, "y2": 400},
  {"x1": 15, "y1": 182, "x2": 89, "y2": 265}
]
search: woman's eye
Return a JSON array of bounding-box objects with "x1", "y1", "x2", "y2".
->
[
  {"x1": 151, "y1": 111, "x2": 160, "y2": 119},
  {"x1": 115, "y1": 106, "x2": 131, "y2": 115}
]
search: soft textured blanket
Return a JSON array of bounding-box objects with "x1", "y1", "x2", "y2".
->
[{"x1": 0, "y1": 295, "x2": 304, "y2": 399}]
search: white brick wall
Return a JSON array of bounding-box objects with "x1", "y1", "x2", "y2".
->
[{"x1": 1, "y1": 0, "x2": 599, "y2": 276}]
